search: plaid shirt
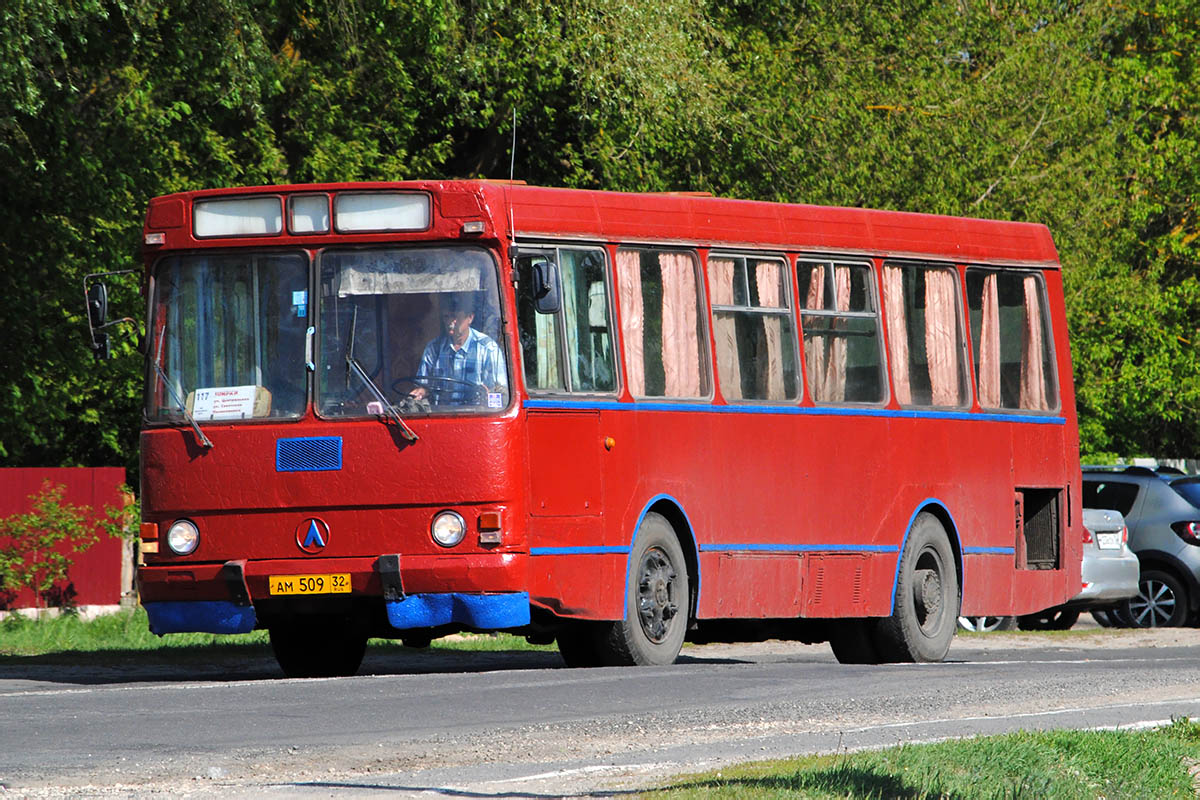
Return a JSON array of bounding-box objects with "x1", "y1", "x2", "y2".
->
[{"x1": 417, "y1": 327, "x2": 507, "y2": 405}]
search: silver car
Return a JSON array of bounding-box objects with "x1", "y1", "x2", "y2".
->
[{"x1": 1017, "y1": 507, "x2": 1140, "y2": 630}]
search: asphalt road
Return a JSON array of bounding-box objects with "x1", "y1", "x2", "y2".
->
[{"x1": 5, "y1": 628, "x2": 1200, "y2": 797}]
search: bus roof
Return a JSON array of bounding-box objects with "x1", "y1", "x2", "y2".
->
[{"x1": 148, "y1": 180, "x2": 1061, "y2": 268}]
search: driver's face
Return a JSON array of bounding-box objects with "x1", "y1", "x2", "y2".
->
[{"x1": 442, "y1": 310, "x2": 474, "y2": 344}]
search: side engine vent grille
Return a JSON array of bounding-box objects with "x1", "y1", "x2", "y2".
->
[{"x1": 276, "y1": 436, "x2": 342, "y2": 472}]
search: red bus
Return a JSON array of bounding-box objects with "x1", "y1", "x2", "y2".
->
[{"x1": 115, "y1": 181, "x2": 1081, "y2": 676}]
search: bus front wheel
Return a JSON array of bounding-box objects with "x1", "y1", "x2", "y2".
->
[
  {"x1": 598, "y1": 512, "x2": 690, "y2": 666},
  {"x1": 874, "y1": 512, "x2": 958, "y2": 663},
  {"x1": 269, "y1": 617, "x2": 368, "y2": 678}
]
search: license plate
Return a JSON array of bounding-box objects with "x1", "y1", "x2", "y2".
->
[
  {"x1": 268, "y1": 573, "x2": 352, "y2": 595},
  {"x1": 1095, "y1": 532, "x2": 1123, "y2": 550}
]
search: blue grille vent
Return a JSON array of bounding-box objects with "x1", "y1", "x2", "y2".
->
[{"x1": 276, "y1": 436, "x2": 342, "y2": 472}]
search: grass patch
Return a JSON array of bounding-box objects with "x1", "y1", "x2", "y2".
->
[
  {"x1": 0, "y1": 608, "x2": 553, "y2": 661},
  {"x1": 646, "y1": 719, "x2": 1200, "y2": 798}
]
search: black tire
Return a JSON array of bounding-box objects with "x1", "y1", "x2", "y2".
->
[
  {"x1": 1017, "y1": 608, "x2": 1081, "y2": 631},
  {"x1": 1120, "y1": 569, "x2": 1189, "y2": 628},
  {"x1": 595, "y1": 512, "x2": 690, "y2": 666},
  {"x1": 830, "y1": 619, "x2": 881, "y2": 664},
  {"x1": 269, "y1": 618, "x2": 368, "y2": 678},
  {"x1": 556, "y1": 622, "x2": 606, "y2": 668},
  {"x1": 875, "y1": 512, "x2": 959, "y2": 662}
]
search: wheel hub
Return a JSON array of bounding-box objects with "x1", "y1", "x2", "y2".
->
[{"x1": 638, "y1": 548, "x2": 679, "y2": 644}]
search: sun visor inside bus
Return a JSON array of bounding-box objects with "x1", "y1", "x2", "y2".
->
[{"x1": 336, "y1": 265, "x2": 482, "y2": 297}]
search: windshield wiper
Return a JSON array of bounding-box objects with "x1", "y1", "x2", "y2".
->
[
  {"x1": 347, "y1": 308, "x2": 418, "y2": 443},
  {"x1": 152, "y1": 329, "x2": 214, "y2": 449}
]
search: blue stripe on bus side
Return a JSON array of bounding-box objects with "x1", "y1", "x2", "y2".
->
[
  {"x1": 523, "y1": 398, "x2": 1065, "y2": 425},
  {"x1": 963, "y1": 546, "x2": 1017, "y2": 555},
  {"x1": 529, "y1": 546, "x2": 632, "y2": 555},
  {"x1": 699, "y1": 543, "x2": 899, "y2": 553}
]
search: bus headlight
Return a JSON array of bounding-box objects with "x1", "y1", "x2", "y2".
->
[
  {"x1": 431, "y1": 511, "x2": 466, "y2": 548},
  {"x1": 166, "y1": 519, "x2": 200, "y2": 555}
]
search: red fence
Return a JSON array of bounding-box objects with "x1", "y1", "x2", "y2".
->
[{"x1": 0, "y1": 467, "x2": 130, "y2": 611}]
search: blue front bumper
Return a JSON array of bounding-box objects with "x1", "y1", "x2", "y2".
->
[
  {"x1": 143, "y1": 591, "x2": 531, "y2": 635},
  {"x1": 385, "y1": 592, "x2": 531, "y2": 630}
]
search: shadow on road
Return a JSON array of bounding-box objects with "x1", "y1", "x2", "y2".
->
[{"x1": 0, "y1": 642, "x2": 757, "y2": 686}]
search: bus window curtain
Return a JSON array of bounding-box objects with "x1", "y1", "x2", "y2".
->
[
  {"x1": 820, "y1": 266, "x2": 850, "y2": 402},
  {"x1": 803, "y1": 264, "x2": 827, "y2": 401},
  {"x1": 978, "y1": 273, "x2": 1001, "y2": 407},
  {"x1": 535, "y1": 304, "x2": 560, "y2": 388},
  {"x1": 882, "y1": 265, "x2": 912, "y2": 405},
  {"x1": 659, "y1": 252, "x2": 701, "y2": 396},
  {"x1": 617, "y1": 250, "x2": 645, "y2": 396},
  {"x1": 925, "y1": 268, "x2": 960, "y2": 406},
  {"x1": 755, "y1": 260, "x2": 785, "y2": 401},
  {"x1": 710, "y1": 257, "x2": 742, "y2": 400},
  {"x1": 1020, "y1": 275, "x2": 1048, "y2": 410}
]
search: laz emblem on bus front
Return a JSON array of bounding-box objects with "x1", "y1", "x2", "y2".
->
[{"x1": 294, "y1": 518, "x2": 330, "y2": 554}]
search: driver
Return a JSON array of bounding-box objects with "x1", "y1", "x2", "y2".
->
[{"x1": 410, "y1": 293, "x2": 507, "y2": 406}]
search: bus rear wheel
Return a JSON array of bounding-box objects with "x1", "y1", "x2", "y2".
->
[
  {"x1": 874, "y1": 512, "x2": 958, "y2": 663},
  {"x1": 596, "y1": 512, "x2": 690, "y2": 666},
  {"x1": 269, "y1": 617, "x2": 368, "y2": 678}
]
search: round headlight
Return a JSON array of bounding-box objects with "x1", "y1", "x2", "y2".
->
[
  {"x1": 166, "y1": 519, "x2": 200, "y2": 555},
  {"x1": 431, "y1": 511, "x2": 466, "y2": 548}
]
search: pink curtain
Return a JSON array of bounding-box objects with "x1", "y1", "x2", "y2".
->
[
  {"x1": 660, "y1": 252, "x2": 701, "y2": 396},
  {"x1": 925, "y1": 269, "x2": 961, "y2": 406},
  {"x1": 803, "y1": 265, "x2": 826, "y2": 399},
  {"x1": 819, "y1": 266, "x2": 850, "y2": 402},
  {"x1": 755, "y1": 260, "x2": 785, "y2": 400},
  {"x1": 1019, "y1": 275, "x2": 1048, "y2": 410},
  {"x1": 709, "y1": 257, "x2": 742, "y2": 400},
  {"x1": 617, "y1": 250, "x2": 645, "y2": 396},
  {"x1": 978, "y1": 274, "x2": 1001, "y2": 407},
  {"x1": 882, "y1": 265, "x2": 911, "y2": 405}
]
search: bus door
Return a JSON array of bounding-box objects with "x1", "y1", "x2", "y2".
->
[{"x1": 515, "y1": 246, "x2": 621, "y2": 610}]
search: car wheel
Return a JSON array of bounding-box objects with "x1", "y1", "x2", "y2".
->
[
  {"x1": 1017, "y1": 609, "x2": 1080, "y2": 631},
  {"x1": 269, "y1": 617, "x2": 368, "y2": 678},
  {"x1": 594, "y1": 512, "x2": 690, "y2": 666},
  {"x1": 1121, "y1": 569, "x2": 1189, "y2": 628},
  {"x1": 556, "y1": 622, "x2": 607, "y2": 668},
  {"x1": 875, "y1": 513, "x2": 959, "y2": 661},
  {"x1": 830, "y1": 619, "x2": 882, "y2": 664},
  {"x1": 957, "y1": 615, "x2": 1017, "y2": 632}
]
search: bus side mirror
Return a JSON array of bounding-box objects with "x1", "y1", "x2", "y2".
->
[
  {"x1": 87, "y1": 282, "x2": 108, "y2": 329},
  {"x1": 532, "y1": 260, "x2": 561, "y2": 315}
]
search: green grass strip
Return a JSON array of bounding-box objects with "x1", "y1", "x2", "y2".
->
[{"x1": 646, "y1": 719, "x2": 1200, "y2": 799}]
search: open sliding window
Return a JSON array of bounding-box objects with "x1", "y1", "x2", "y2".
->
[
  {"x1": 796, "y1": 259, "x2": 886, "y2": 404},
  {"x1": 515, "y1": 246, "x2": 616, "y2": 394},
  {"x1": 617, "y1": 248, "x2": 710, "y2": 399},
  {"x1": 964, "y1": 268, "x2": 1059, "y2": 412},
  {"x1": 880, "y1": 262, "x2": 971, "y2": 408},
  {"x1": 709, "y1": 254, "x2": 798, "y2": 402}
]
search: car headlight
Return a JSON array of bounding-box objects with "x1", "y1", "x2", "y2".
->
[
  {"x1": 166, "y1": 519, "x2": 200, "y2": 555},
  {"x1": 431, "y1": 511, "x2": 466, "y2": 548}
]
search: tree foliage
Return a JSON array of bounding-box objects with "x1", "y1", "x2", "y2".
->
[{"x1": 0, "y1": 0, "x2": 1196, "y2": 469}]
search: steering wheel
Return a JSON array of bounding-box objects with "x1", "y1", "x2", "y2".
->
[{"x1": 391, "y1": 375, "x2": 485, "y2": 403}]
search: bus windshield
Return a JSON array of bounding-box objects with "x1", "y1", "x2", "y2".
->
[
  {"x1": 317, "y1": 246, "x2": 509, "y2": 417},
  {"x1": 147, "y1": 252, "x2": 310, "y2": 422}
]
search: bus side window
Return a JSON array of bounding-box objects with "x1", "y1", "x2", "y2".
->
[
  {"x1": 796, "y1": 259, "x2": 885, "y2": 404},
  {"x1": 561, "y1": 248, "x2": 615, "y2": 392},
  {"x1": 965, "y1": 268, "x2": 1059, "y2": 411},
  {"x1": 880, "y1": 263, "x2": 971, "y2": 408},
  {"x1": 516, "y1": 253, "x2": 566, "y2": 391},
  {"x1": 616, "y1": 248, "x2": 709, "y2": 399},
  {"x1": 709, "y1": 254, "x2": 798, "y2": 402},
  {"x1": 516, "y1": 246, "x2": 616, "y2": 394}
]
